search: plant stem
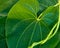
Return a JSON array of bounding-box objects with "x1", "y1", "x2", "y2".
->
[
  {"x1": 59, "y1": 0, "x2": 60, "y2": 24},
  {"x1": 28, "y1": 0, "x2": 60, "y2": 48}
]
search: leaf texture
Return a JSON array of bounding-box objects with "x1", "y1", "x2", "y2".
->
[{"x1": 6, "y1": 0, "x2": 59, "y2": 48}]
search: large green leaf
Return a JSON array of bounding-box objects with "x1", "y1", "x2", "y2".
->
[
  {"x1": 0, "y1": 0, "x2": 19, "y2": 48},
  {"x1": 6, "y1": 0, "x2": 59, "y2": 48}
]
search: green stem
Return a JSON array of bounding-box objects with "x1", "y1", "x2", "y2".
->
[
  {"x1": 28, "y1": 1, "x2": 60, "y2": 48},
  {"x1": 59, "y1": 0, "x2": 60, "y2": 24}
]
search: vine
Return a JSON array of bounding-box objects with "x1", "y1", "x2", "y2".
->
[{"x1": 28, "y1": 0, "x2": 60, "y2": 48}]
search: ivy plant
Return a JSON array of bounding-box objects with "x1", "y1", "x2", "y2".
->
[{"x1": 0, "y1": 0, "x2": 60, "y2": 48}]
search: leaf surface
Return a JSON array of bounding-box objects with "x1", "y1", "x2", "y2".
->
[
  {"x1": 6, "y1": 0, "x2": 59, "y2": 48},
  {"x1": 0, "y1": 16, "x2": 7, "y2": 48}
]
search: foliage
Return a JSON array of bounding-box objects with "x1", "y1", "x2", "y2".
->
[{"x1": 0, "y1": 0, "x2": 60, "y2": 48}]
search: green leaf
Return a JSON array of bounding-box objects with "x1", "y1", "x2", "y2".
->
[
  {"x1": 0, "y1": 0, "x2": 19, "y2": 12},
  {"x1": 0, "y1": 0, "x2": 19, "y2": 48},
  {"x1": 55, "y1": 28, "x2": 60, "y2": 48},
  {"x1": 5, "y1": 0, "x2": 59, "y2": 48},
  {"x1": 0, "y1": 0, "x2": 19, "y2": 19},
  {"x1": 37, "y1": 0, "x2": 58, "y2": 15},
  {"x1": 55, "y1": 42, "x2": 60, "y2": 48},
  {"x1": 0, "y1": 16, "x2": 7, "y2": 48}
]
